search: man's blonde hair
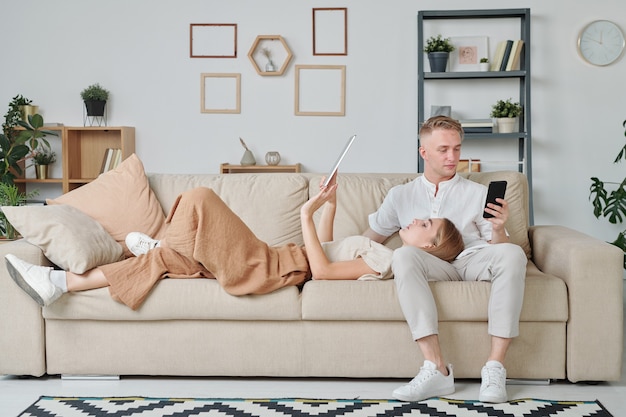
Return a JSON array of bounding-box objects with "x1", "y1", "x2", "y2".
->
[{"x1": 420, "y1": 115, "x2": 464, "y2": 141}]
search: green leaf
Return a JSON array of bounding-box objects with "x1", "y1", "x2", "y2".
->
[
  {"x1": 28, "y1": 113, "x2": 44, "y2": 129},
  {"x1": 589, "y1": 177, "x2": 608, "y2": 218}
]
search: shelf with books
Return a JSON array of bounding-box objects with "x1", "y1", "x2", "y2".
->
[{"x1": 417, "y1": 8, "x2": 533, "y2": 222}]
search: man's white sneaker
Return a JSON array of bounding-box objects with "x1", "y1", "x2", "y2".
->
[
  {"x1": 125, "y1": 232, "x2": 160, "y2": 257},
  {"x1": 479, "y1": 360, "x2": 508, "y2": 403},
  {"x1": 392, "y1": 360, "x2": 455, "y2": 402},
  {"x1": 5, "y1": 254, "x2": 62, "y2": 307}
]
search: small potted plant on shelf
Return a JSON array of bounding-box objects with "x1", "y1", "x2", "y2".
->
[
  {"x1": 490, "y1": 98, "x2": 522, "y2": 133},
  {"x1": 424, "y1": 34, "x2": 455, "y2": 72},
  {"x1": 80, "y1": 83, "x2": 109, "y2": 117},
  {"x1": 30, "y1": 148, "x2": 56, "y2": 180},
  {"x1": 480, "y1": 57, "x2": 490, "y2": 71}
]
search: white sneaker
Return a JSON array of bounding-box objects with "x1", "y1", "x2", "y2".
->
[
  {"x1": 125, "y1": 232, "x2": 160, "y2": 257},
  {"x1": 392, "y1": 360, "x2": 455, "y2": 402},
  {"x1": 5, "y1": 254, "x2": 62, "y2": 307},
  {"x1": 479, "y1": 360, "x2": 508, "y2": 403}
]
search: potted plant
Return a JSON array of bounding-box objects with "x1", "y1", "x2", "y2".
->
[
  {"x1": 80, "y1": 83, "x2": 109, "y2": 116},
  {"x1": 490, "y1": 98, "x2": 522, "y2": 133},
  {"x1": 29, "y1": 149, "x2": 56, "y2": 179},
  {"x1": 0, "y1": 182, "x2": 38, "y2": 240},
  {"x1": 424, "y1": 34, "x2": 455, "y2": 72},
  {"x1": 589, "y1": 119, "x2": 626, "y2": 269},
  {"x1": 480, "y1": 57, "x2": 490, "y2": 71},
  {"x1": 0, "y1": 96, "x2": 41, "y2": 185}
]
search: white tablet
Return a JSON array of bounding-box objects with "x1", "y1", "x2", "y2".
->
[{"x1": 322, "y1": 134, "x2": 357, "y2": 187}]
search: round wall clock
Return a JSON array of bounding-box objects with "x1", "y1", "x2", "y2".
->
[{"x1": 577, "y1": 20, "x2": 625, "y2": 66}]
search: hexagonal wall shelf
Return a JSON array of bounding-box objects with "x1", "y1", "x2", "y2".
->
[{"x1": 248, "y1": 35, "x2": 293, "y2": 76}]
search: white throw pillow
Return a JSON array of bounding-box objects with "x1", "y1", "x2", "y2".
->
[{"x1": 2, "y1": 204, "x2": 123, "y2": 273}]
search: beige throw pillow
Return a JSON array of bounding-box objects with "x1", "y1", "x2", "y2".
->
[
  {"x1": 2, "y1": 204, "x2": 123, "y2": 273},
  {"x1": 46, "y1": 153, "x2": 167, "y2": 257}
]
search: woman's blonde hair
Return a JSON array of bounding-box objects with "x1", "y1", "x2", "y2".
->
[{"x1": 423, "y1": 218, "x2": 464, "y2": 262}]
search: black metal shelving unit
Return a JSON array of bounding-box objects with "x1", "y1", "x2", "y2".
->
[{"x1": 417, "y1": 8, "x2": 533, "y2": 223}]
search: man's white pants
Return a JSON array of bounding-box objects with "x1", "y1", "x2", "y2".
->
[{"x1": 392, "y1": 243, "x2": 527, "y2": 341}]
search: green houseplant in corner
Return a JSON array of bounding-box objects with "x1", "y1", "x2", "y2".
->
[
  {"x1": 490, "y1": 98, "x2": 522, "y2": 133},
  {"x1": 424, "y1": 34, "x2": 455, "y2": 73},
  {"x1": 80, "y1": 83, "x2": 110, "y2": 116},
  {"x1": 589, "y1": 119, "x2": 626, "y2": 269},
  {"x1": 0, "y1": 182, "x2": 38, "y2": 240}
]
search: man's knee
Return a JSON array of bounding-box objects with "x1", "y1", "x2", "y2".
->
[{"x1": 392, "y1": 246, "x2": 429, "y2": 281}]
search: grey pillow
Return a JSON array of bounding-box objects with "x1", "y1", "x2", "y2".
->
[{"x1": 2, "y1": 204, "x2": 123, "y2": 273}]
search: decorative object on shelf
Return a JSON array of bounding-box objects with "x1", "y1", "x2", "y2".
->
[
  {"x1": 577, "y1": 20, "x2": 625, "y2": 66},
  {"x1": 312, "y1": 7, "x2": 348, "y2": 56},
  {"x1": 589, "y1": 119, "x2": 626, "y2": 269},
  {"x1": 449, "y1": 36, "x2": 488, "y2": 72},
  {"x1": 248, "y1": 35, "x2": 293, "y2": 76},
  {"x1": 424, "y1": 34, "x2": 454, "y2": 72},
  {"x1": 480, "y1": 57, "x2": 490, "y2": 71},
  {"x1": 260, "y1": 47, "x2": 275, "y2": 72},
  {"x1": 189, "y1": 23, "x2": 237, "y2": 58},
  {"x1": 30, "y1": 149, "x2": 56, "y2": 180},
  {"x1": 0, "y1": 182, "x2": 38, "y2": 240},
  {"x1": 265, "y1": 151, "x2": 281, "y2": 166},
  {"x1": 239, "y1": 137, "x2": 256, "y2": 166},
  {"x1": 490, "y1": 98, "x2": 522, "y2": 133},
  {"x1": 430, "y1": 105, "x2": 451, "y2": 117},
  {"x1": 80, "y1": 83, "x2": 109, "y2": 126}
]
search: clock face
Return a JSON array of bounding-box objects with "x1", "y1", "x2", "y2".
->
[{"x1": 578, "y1": 20, "x2": 625, "y2": 66}]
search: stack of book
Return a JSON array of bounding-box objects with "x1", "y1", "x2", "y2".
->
[
  {"x1": 490, "y1": 39, "x2": 524, "y2": 71},
  {"x1": 100, "y1": 148, "x2": 122, "y2": 174},
  {"x1": 460, "y1": 119, "x2": 493, "y2": 134}
]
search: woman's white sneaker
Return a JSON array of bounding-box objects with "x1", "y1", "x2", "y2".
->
[
  {"x1": 392, "y1": 360, "x2": 455, "y2": 402},
  {"x1": 5, "y1": 254, "x2": 62, "y2": 307},
  {"x1": 479, "y1": 360, "x2": 508, "y2": 403},
  {"x1": 125, "y1": 232, "x2": 160, "y2": 256}
]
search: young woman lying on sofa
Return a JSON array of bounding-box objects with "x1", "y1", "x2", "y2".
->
[{"x1": 5, "y1": 174, "x2": 464, "y2": 310}]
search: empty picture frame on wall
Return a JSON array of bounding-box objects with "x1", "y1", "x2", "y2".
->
[
  {"x1": 190, "y1": 24, "x2": 237, "y2": 58},
  {"x1": 295, "y1": 65, "x2": 346, "y2": 116},
  {"x1": 200, "y1": 73, "x2": 241, "y2": 114},
  {"x1": 312, "y1": 8, "x2": 347, "y2": 55}
]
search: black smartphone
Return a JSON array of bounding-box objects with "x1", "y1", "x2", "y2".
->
[{"x1": 483, "y1": 181, "x2": 507, "y2": 218}]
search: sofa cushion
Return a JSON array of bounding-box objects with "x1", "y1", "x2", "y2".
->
[
  {"x1": 43, "y1": 279, "x2": 302, "y2": 321},
  {"x1": 148, "y1": 173, "x2": 309, "y2": 246},
  {"x1": 47, "y1": 154, "x2": 167, "y2": 257},
  {"x1": 1, "y1": 204, "x2": 123, "y2": 273},
  {"x1": 301, "y1": 261, "x2": 567, "y2": 322}
]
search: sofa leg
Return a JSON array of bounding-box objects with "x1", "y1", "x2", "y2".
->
[{"x1": 61, "y1": 374, "x2": 120, "y2": 380}]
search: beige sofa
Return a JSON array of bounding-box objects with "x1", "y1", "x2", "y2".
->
[{"x1": 0, "y1": 170, "x2": 623, "y2": 383}]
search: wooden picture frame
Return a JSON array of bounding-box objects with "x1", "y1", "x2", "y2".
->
[
  {"x1": 449, "y1": 36, "x2": 489, "y2": 72},
  {"x1": 200, "y1": 73, "x2": 241, "y2": 114},
  {"x1": 312, "y1": 8, "x2": 348, "y2": 56},
  {"x1": 295, "y1": 65, "x2": 346, "y2": 116},
  {"x1": 190, "y1": 24, "x2": 237, "y2": 58}
]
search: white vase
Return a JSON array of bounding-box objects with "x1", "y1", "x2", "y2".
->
[
  {"x1": 496, "y1": 117, "x2": 518, "y2": 133},
  {"x1": 480, "y1": 62, "x2": 490, "y2": 71}
]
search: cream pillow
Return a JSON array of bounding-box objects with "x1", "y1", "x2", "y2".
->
[
  {"x1": 46, "y1": 153, "x2": 167, "y2": 257},
  {"x1": 2, "y1": 204, "x2": 123, "y2": 273}
]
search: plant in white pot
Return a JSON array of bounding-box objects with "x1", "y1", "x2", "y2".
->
[
  {"x1": 490, "y1": 98, "x2": 522, "y2": 133},
  {"x1": 424, "y1": 34, "x2": 455, "y2": 72}
]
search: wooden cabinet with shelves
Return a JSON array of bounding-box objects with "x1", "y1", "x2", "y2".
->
[
  {"x1": 15, "y1": 126, "x2": 135, "y2": 194},
  {"x1": 417, "y1": 8, "x2": 533, "y2": 221}
]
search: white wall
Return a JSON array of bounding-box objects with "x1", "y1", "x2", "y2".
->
[{"x1": 1, "y1": 0, "x2": 625, "y2": 246}]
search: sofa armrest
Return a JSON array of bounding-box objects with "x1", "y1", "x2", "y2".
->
[
  {"x1": 529, "y1": 225, "x2": 624, "y2": 382},
  {"x1": 0, "y1": 239, "x2": 52, "y2": 376}
]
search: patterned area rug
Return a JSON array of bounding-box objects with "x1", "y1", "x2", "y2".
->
[{"x1": 19, "y1": 396, "x2": 613, "y2": 417}]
